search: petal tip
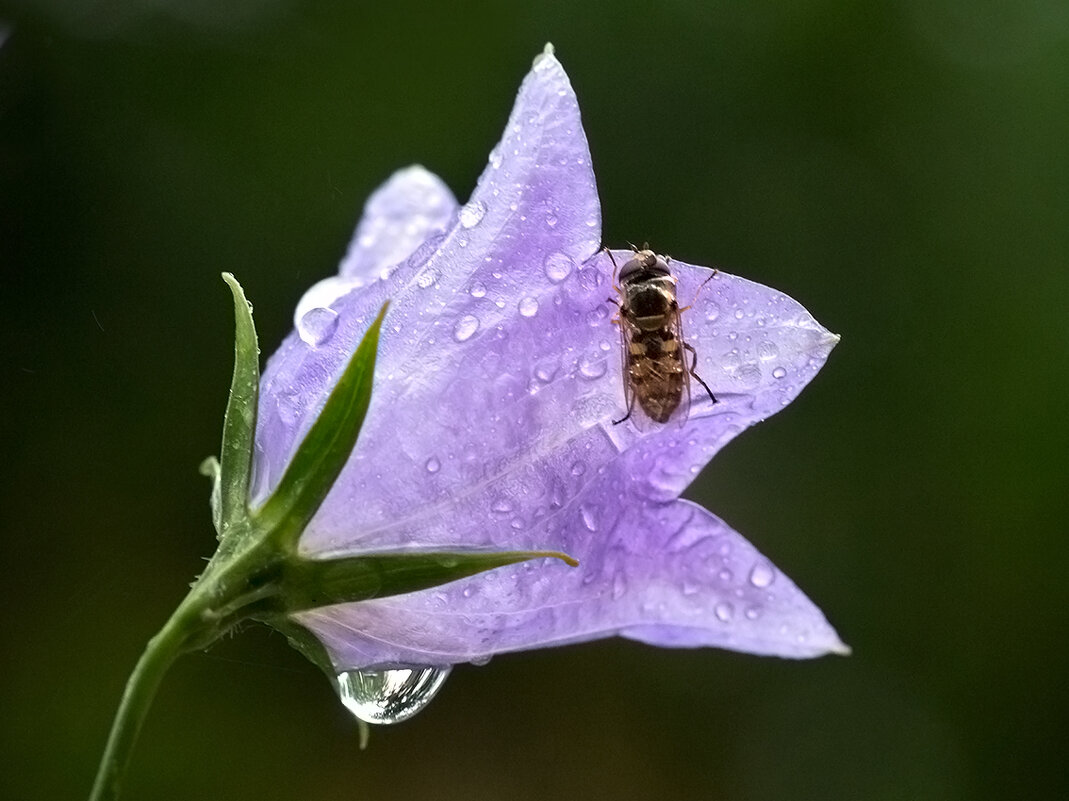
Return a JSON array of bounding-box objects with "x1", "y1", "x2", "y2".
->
[
  {"x1": 833, "y1": 640, "x2": 853, "y2": 657},
  {"x1": 533, "y1": 42, "x2": 556, "y2": 68}
]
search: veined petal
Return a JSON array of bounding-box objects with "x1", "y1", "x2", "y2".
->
[
  {"x1": 338, "y1": 165, "x2": 457, "y2": 282},
  {"x1": 252, "y1": 51, "x2": 602, "y2": 522},
  {"x1": 253, "y1": 49, "x2": 845, "y2": 673},
  {"x1": 293, "y1": 497, "x2": 846, "y2": 670},
  {"x1": 285, "y1": 252, "x2": 835, "y2": 558}
]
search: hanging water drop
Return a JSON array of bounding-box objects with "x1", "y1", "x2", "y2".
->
[
  {"x1": 335, "y1": 666, "x2": 451, "y2": 725},
  {"x1": 297, "y1": 307, "x2": 339, "y2": 347}
]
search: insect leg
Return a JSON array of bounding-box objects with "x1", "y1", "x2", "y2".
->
[
  {"x1": 678, "y1": 269, "x2": 719, "y2": 313},
  {"x1": 683, "y1": 342, "x2": 717, "y2": 404},
  {"x1": 612, "y1": 391, "x2": 636, "y2": 425}
]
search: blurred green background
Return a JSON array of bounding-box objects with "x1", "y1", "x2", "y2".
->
[{"x1": 2, "y1": 1, "x2": 1066, "y2": 799}]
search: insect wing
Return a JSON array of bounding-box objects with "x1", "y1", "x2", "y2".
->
[{"x1": 670, "y1": 306, "x2": 693, "y2": 427}]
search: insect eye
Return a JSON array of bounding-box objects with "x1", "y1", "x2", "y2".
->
[{"x1": 619, "y1": 260, "x2": 643, "y2": 281}]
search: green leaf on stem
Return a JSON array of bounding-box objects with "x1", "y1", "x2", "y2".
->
[
  {"x1": 253, "y1": 302, "x2": 390, "y2": 547},
  {"x1": 262, "y1": 549, "x2": 579, "y2": 617},
  {"x1": 217, "y1": 273, "x2": 260, "y2": 536}
]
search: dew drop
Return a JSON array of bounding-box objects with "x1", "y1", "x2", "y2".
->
[
  {"x1": 736, "y1": 363, "x2": 762, "y2": 388},
  {"x1": 757, "y1": 340, "x2": 779, "y2": 361},
  {"x1": 745, "y1": 605, "x2": 762, "y2": 620},
  {"x1": 469, "y1": 281, "x2": 487, "y2": 298},
  {"x1": 715, "y1": 602, "x2": 734, "y2": 622},
  {"x1": 453, "y1": 314, "x2": 480, "y2": 342},
  {"x1": 586, "y1": 305, "x2": 609, "y2": 326},
  {"x1": 705, "y1": 302, "x2": 721, "y2": 322},
  {"x1": 570, "y1": 461, "x2": 586, "y2": 476},
  {"x1": 612, "y1": 572, "x2": 626, "y2": 600},
  {"x1": 458, "y1": 200, "x2": 486, "y2": 229},
  {"x1": 578, "y1": 353, "x2": 607, "y2": 379},
  {"x1": 518, "y1": 297, "x2": 539, "y2": 317},
  {"x1": 578, "y1": 266, "x2": 603, "y2": 290},
  {"x1": 297, "y1": 307, "x2": 339, "y2": 347},
  {"x1": 543, "y1": 251, "x2": 573, "y2": 283},
  {"x1": 276, "y1": 388, "x2": 302, "y2": 425},
  {"x1": 416, "y1": 268, "x2": 439, "y2": 289},
  {"x1": 425, "y1": 456, "x2": 441, "y2": 473},
  {"x1": 579, "y1": 504, "x2": 598, "y2": 531},
  {"x1": 772, "y1": 366, "x2": 787, "y2": 380},
  {"x1": 488, "y1": 147, "x2": 503, "y2": 169},
  {"x1": 336, "y1": 666, "x2": 451, "y2": 725},
  {"x1": 749, "y1": 560, "x2": 776, "y2": 588}
]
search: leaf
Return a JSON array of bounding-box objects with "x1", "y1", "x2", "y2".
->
[
  {"x1": 218, "y1": 274, "x2": 260, "y2": 534},
  {"x1": 262, "y1": 549, "x2": 578, "y2": 616},
  {"x1": 253, "y1": 302, "x2": 390, "y2": 547}
]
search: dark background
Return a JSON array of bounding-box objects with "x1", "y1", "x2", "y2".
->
[{"x1": 2, "y1": 1, "x2": 1066, "y2": 799}]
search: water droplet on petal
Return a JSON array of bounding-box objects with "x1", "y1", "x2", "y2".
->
[
  {"x1": 579, "y1": 504, "x2": 597, "y2": 531},
  {"x1": 578, "y1": 353, "x2": 607, "y2": 379},
  {"x1": 453, "y1": 314, "x2": 480, "y2": 342},
  {"x1": 715, "y1": 602, "x2": 734, "y2": 622},
  {"x1": 458, "y1": 200, "x2": 486, "y2": 229},
  {"x1": 469, "y1": 281, "x2": 487, "y2": 298},
  {"x1": 570, "y1": 461, "x2": 586, "y2": 476},
  {"x1": 578, "y1": 266, "x2": 603, "y2": 290},
  {"x1": 749, "y1": 560, "x2": 776, "y2": 588},
  {"x1": 297, "y1": 307, "x2": 339, "y2": 347},
  {"x1": 335, "y1": 666, "x2": 451, "y2": 725},
  {"x1": 736, "y1": 363, "x2": 762, "y2": 388},
  {"x1": 543, "y1": 251, "x2": 573, "y2": 283},
  {"x1": 705, "y1": 302, "x2": 721, "y2": 322},
  {"x1": 757, "y1": 340, "x2": 779, "y2": 361},
  {"x1": 518, "y1": 297, "x2": 539, "y2": 317},
  {"x1": 416, "y1": 268, "x2": 439, "y2": 289},
  {"x1": 612, "y1": 573, "x2": 626, "y2": 600},
  {"x1": 488, "y1": 147, "x2": 503, "y2": 169},
  {"x1": 745, "y1": 605, "x2": 762, "y2": 620},
  {"x1": 425, "y1": 456, "x2": 441, "y2": 473},
  {"x1": 772, "y1": 366, "x2": 787, "y2": 379}
]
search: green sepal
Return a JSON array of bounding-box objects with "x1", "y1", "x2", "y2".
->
[
  {"x1": 252, "y1": 302, "x2": 389, "y2": 546},
  {"x1": 217, "y1": 274, "x2": 260, "y2": 537},
  {"x1": 253, "y1": 549, "x2": 578, "y2": 617}
]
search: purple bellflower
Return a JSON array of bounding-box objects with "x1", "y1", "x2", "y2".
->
[
  {"x1": 257, "y1": 45, "x2": 847, "y2": 688},
  {"x1": 90, "y1": 46, "x2": 845, "y2": 800}
]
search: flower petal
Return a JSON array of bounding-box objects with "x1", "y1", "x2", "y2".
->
[
  {"x1": 284, "y1": 250, "x2": 836, "y2": 558},
  {"x1": 293, "y1": 496, "x2": 847, "y2": 670},
  {"x1": 338, "y1": 165, "x2": 457, "y2": 282},
  {"x1": 252, "y1": 51, "x2": 602, "y2": 520},
  {"x1": 290, "y1": 167, "x2": 456, "y2": 352}
]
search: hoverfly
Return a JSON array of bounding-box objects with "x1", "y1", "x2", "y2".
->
[{"x1": 606, "y1": 244, "x2": 717, "y2": 425}]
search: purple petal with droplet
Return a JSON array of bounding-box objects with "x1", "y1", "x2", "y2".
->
[{"x1": 253, "y1": 48, "x2": 846, "y2": 670}]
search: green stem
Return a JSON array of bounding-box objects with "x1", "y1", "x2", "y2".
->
[{"x1": 88, "y1": 599, "x2": 202, "y2": 801}]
